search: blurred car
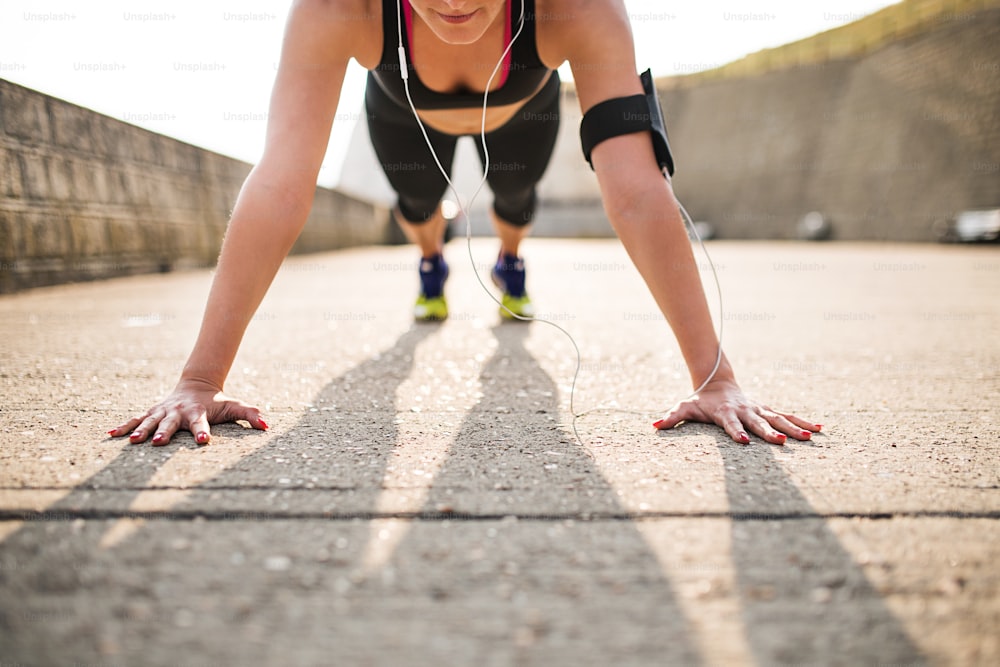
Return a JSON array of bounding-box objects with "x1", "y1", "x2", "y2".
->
[{"x1": 942, "y1": 209, "x2": 1000, "y2": 243}]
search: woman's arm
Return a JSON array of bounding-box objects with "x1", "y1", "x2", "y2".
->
[
  {"x1": 111, "y1": 0, "x2": 356, "y2": 445},
  {"x1": 553, "y1": 0, "x2": 819, "y2": 444}
]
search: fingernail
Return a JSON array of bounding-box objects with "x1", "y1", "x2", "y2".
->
[
  {"x1": 107, "y1": 429, "x2": 117, "y2": 436},
  {"x1": 738, "y1": 432, "x2": 750, "y2": 444},
  {"x1": 652, "y1": 420, "x2": 666, "y2": 429},
  {"x1": 775, "y1": 433, "x2": 787, "y2": 441},
  {"x1": 129, "y1": 431, "x2": 141, "y2": 439},
  {"x1": 152, "y1": 434, "x2": 163, "y2": 444},
  {"x1": 800, "y1": 430, "x2": 812, "y2": 438},
  {"x1": 814, "y1": 424, "x2": 823, "y2": 431},
  {"x1": 258, "y1": 419, "x2": 269, "y2": 430},
  {"x1": 196, "y1": 432, "x2": 209, "y2": 444}
]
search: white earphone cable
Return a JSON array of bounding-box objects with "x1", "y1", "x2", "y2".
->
[{"x1": 394, "y1": 0, "x2": 723, "y2": 442}]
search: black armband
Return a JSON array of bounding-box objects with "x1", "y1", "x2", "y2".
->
[{"x1": 579, "y1": 69, "x2": 675, "y2": 176}]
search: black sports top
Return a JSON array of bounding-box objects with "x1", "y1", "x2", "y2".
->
[{"x1": 370, "y1": 0, "x2": 552, "y2": 110}]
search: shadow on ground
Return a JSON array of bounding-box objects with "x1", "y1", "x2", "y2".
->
[
  {"x1": 719, "y1": 441, "x2": 924, "y2": 665},
  {"x1": 0, "y1": 324, "x2": 924, "y2": 665}
]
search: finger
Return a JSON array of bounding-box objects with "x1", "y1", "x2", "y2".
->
[
  {"x1": 778, "y1": 411, "x2": 823, "y2": 433},
  {"x1": 654, "y1": 401, "x2": 699, "y2": 430},
  {"x1": 218, "y1": 400, "x2": 268, "y2": 431},
  {"x1": 714, "y1": 409, "x2": 751, "y2": 445},
  {"x1": 108, "y1": 416, "x2": 143, "y2": 438},
  {"x1": 129, "y1": 412, "x2": 163, "y2": 444},
  {"x1": 758, "y1": 410, "x2": 812, "y2": 441},
  {"x1": 187, "y1": 407, "x2": 212, "y2": 446},
  {"x1": 151, "y1": 412, "x2": 182, "y2": 447},
  {"x1": 740, "y1": 409, "x2": 787, "y2": 445}
]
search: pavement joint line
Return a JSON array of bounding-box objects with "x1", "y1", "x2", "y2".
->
[
  {"x1": 2, "y1": 407, "x2": 996, "y2": 414},
  {"x1": 1, "y1": 509, "x2": 998, "y2": 522},
  {"x1": 0, "y1": 485, "x2": 365, "y2": 491},
  {"x1": 2, "y1": 484, "x2": 997, "y2": 492}
]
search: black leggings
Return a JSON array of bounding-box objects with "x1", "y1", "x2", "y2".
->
[{"x1": 365, "y1": 71, "x2": 561, "y2": 226}]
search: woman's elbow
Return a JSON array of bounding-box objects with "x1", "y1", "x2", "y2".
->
[{"x1": 600, "y1": 171, "x2": 677, "y2": 230}]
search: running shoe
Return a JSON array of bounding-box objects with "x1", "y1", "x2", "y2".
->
[
  {"x1": 491, "y1": 253, "x2": 535, "y2": 320},
  {"x1": 414, "y1": 254, "x2": 449, "y2": 322}
]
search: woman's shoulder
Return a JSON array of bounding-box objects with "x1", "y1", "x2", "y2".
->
[
  {"x1": 536, "y1": 0, "x2": 633, "y2": 38},
  {"x1": 284, "y1": 0, "x2": 383, "y2": 65},
  {"x1": 535, "y1": 0, "x2": 632, "y2": 68},
  {"x1": 535, "y1": 0, "x2": 627, "y2": 23},
  {"x1": 289, "y1": 0, "x2": 379, "y2": 22}
]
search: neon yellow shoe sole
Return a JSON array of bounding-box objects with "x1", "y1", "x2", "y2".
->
[
  {"x1": 499, "y1": 294, "x2": 535, "y2": 320},
  {"x1": 414, "y1": 295, "x2": 448, "y2": 322}
]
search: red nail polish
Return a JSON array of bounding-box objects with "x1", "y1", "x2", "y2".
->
[
  {"x1": 775, "y1": 433, "x2": 787, "y2": 441},
  {"x1": 739, "y1": 432, "x2": 750, "y2": 444},
  {"x1": 196, "y1": 432, "x2": 209, "y2": 444},
  {"x1": 814, "y1": 424, "x2": 823, "y2": 431},
  {"x1": 258, "y1": 419, "x2": 269, "y2": 430},
  {"x1": 800, "y1": 430, "x2": 811, "y2": 437},
  {"x1": 107, "y1": 429, "x2": 117, "y2": 436},
  {"x1": 653, "y1": 420, "x2": 666, "y2": 429}
]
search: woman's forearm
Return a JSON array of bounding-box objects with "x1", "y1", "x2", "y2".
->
[
  {"x1": 603, "y1": 174, "x2": 735, "y2": 390},
  {"x1": 180, "y1": 166, "x2": 315, "y2": 388}
]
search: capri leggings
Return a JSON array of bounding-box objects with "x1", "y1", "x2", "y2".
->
[{"x1": 364, "y1": 71, "x2": 561, "y2": 226}]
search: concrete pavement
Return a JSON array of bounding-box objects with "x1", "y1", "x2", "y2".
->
[{"x1": 0, "y1": 239, "x2": 998, "y2": 666}]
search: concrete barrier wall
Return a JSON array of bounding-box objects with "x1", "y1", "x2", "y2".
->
[
  {"x1": 0, "y1": 79, "x2": 389, "y2": 293},
  {"x1": 659, "y1": 6, "x2": 1000, "y2": 241}
]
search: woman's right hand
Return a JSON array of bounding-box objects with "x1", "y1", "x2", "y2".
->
[{"x1": 107, "y1": 379, "x2": 268, "y2": 446}]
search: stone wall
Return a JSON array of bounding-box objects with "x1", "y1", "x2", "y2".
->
[{"x1": 0, "y1": 79, "x2": 389, "y2": 293}]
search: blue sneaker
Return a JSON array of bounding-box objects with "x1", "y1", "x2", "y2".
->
[
  {"x1": 414, "y1": 254, "x2": 449, "y2": 321},
  {"x1": 491, "y1": 253, "x2": 534, "y2": 320}
]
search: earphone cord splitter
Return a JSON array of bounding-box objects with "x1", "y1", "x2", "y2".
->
[{"x1": 395, "y1": 0, "x2": 724, "y2": 445}]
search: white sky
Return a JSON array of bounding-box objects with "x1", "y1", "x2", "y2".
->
[{"x1": 0, "y1": 0, "x2": 900, "y2": 186}]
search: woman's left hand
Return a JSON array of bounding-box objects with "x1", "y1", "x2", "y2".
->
[{"x1": 653, "y1": 378, "x2": 822, "y2": 445}]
